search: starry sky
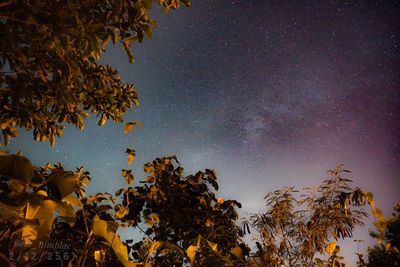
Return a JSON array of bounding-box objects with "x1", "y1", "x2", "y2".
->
[{"x1": 7, "y1": 0, "x2": 400, "y2": 265}]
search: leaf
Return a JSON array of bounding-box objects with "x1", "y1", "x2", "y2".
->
[
  {"x1": 326, "y1": 241, "x2": 337, "y2": 255},
  {"x1": 146, "y1": 213, "x2": 159, "y2": 226},
  {"x1": 23, "y1": 200, "x2": 57, "y2": 244},
  {"x1": 205, "y1": 218, "x2": 214, "y2": 227},
  {"x1": 92, "y1": 216, "x2": 134, "y2": 267},
  {"x1": 94, "y1": 249, "x2": 105, "y2": 263},
  {"x1": 115, "y1": 188, "x2": 124, "y2": 196},
  {"x1": 144, "y1": 163, "x2": 154, "y2": 173},
  {"x1": 145, "y1": 176, "x2": 154, "y2": 183},
  {"x1": 126, "y1": 149, "x2": 136, "y2": 165},
  {"x1": 115, "y1": 206, "x2": 129, "y2": 219},
  {"x1": 56, "y1": 202, "x2": 76, "y2": 226},
  {"x1": 123, "y1": 123, "x2": 135, "y2": 134},
  {"x1": 0, "y1": 154, "x2": 34, "y2": 183},
  {"x1": 21, "y1": 224, "x2": 38, "y2": 246},
  {"x1": 123, "y1": 120, "x2": 142, "y2": 134},
  {"x1": 148, "y1": 241, "x2": 162, "y2": 255},
  {"x1": 186, "y1": 245, "x2": 197, "y2": 265},
  {"x1": 372, "y1": 208, "x2": 384, "y2": 219},
  {"x1": 207, "y1": 240, "x2": 219, "y2": 254},
  {"x1": 121, "y1": 169, "x2": 134, "y2": 185},
  {"x1": 230, "y1": 246, "x2": 242, "y2": 258},
  {"x1": 134, "y1": 119, "x2": 143, "y2": 129},
  {"x1": 47, "y1": 171, "x2": 78, "y2": 199},
  {"x1": 217, "y1": 197, "x2": 224, "y2": 205},
  {"x1": 98, "y1": 114, "x2": 107, "y2": 126},
  {"x1": 63, "y1": 194, "x2": 83, "y2": 208},
  {"x1": 365, "y1": 191, "x2": 374, "y2": 203},
  {"x1": 315, "y1": 258, "x2": 324, "y2": 267}
]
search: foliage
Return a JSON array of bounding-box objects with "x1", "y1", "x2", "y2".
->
[
  {"x1": 0, "y1": 152, "x2": 248, "y2": 267},
  {"x1": 116, "y1": 156, "x2": 248, "y2": 266},
  {"x1": 245, "y1": 165, "x2": 370, "y2": 267},
  {"x1": 365, "y1": 203, "x2": 400, "y2": 267},
  {"x1": 0, "y1": 0, "x2": 190, "y2": 146}
]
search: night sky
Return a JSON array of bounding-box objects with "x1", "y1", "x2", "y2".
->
[{"x1": 7, "y1": 1, "x2": 400, "y2": 265}]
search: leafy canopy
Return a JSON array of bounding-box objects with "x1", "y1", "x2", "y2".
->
[
  {"x1": 366, "y1": 203, "x2": 400, "y2": 267},
  {"x1": 245, "y1": 165, "x2": 371, "y2": 267},
  {"x1": 0, "y1": 0, "x2": 190, "y2": 145}
]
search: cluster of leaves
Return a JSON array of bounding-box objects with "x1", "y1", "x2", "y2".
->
[
  {"x1": 364, "y1": 203, "x2": 400, "y2": 267},
  {"x1": 0, "y1": 152, "x2": 97, "y2": 266},
  {"x1": 115, "y1": 156, "x2": 248, "y2": 266},
  {"x1": 0, "y1": 0, "x2": 190, "y2": 145},
  {"x1": 245, "y1": 165, "x2": 371, "y2": 267},
  {"x1": 0, "y1": 151, "x2": 248, "y2": 267}
]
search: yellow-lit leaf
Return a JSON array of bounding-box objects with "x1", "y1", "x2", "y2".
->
[
  {"x1": 126, "y1": 149, "x2": 135, "y2": 165},
  {"x1": 124, "y1": 120, "x2": 142, "y2": 134},
  {"x1": 98, "y1": 114, "x2": 107, "y2": 126},
  {"x1": 63, "y1": 194, "x2": 83, "y2": 208},
  {"x1": 326, "y1": 241, "x2": 337, "y2": 255},
  {"x1": 23, "y1": 200, "x2": 57, "y2": 244},
  {"x1": 207, "y1": 240, "x2": 219, "y2": 253},
  {"x1": 124, "y1": 123, "x2": 135, "y2": 134},
  {"x1": 47, "y1": 171, "x2": 78, "y2": 199},
  {"x1": 94, "y1": 249, "x2": 105, "y2": 263},
  {"x1": 37, "y1": 190, "x2": 48, "y2": 197},
  {"x1": 365, "y1": 192, "x2": 374, "y2": 203},
  {"x1": 92, "y1": 216, "x2": 134, "y2": 267},
  {"x1": 217, "y1": 197, "x2": 224, "y2": 205},
  {"x1": 205, "y1": 218, "x2": 214, "y2": 227},
  {"x1": 373, "y1": 208, "x2": 383, "y2": 219},
  {"x1": 121, "y1": 169, "x2": 134, "y2": 185},
  {"x1": 21, "y1": 224, "x2": 37, "y2": 246},
  {"x1": 186, "y1": 245, "x2": 197, "y2": 264},
  {"x1": 148, "y1": 241, "x2": 162, "y2": 255},
  {"x1": 146, "y1": 213, "x2": 159, "y2": 226},
  {"x1": 116, "y1": 206, "x2": 129, "y2": 219},
  {"x1": 145, "y1": 176, "x2": 154, "y2": 183},
  {"x1": 143, "y1": 163, "x2": 154, "y2": 173},
  {"x1": 230, "y1": 246, "x2": 242, "y2": 258},
  {"x1": 199, "y1": 197, "x2": 206, "y2": 206}
]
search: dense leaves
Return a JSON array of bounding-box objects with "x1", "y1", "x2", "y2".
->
[
  {"x1": 246, "y1": 165, "x2": 370, "y2": 267},
  {"x1": 366, "y1": 203, "x2": 400, "y2": 267},
  {"x1": 116, "y1": 156, "x2": 248, "y2": 266},
  {"x1": 0, "y1": 152, "x2": 393, "y2": 267},
  {"x1": 0, "y1": 0, "x2": 190, "y2": 145},
  {"x1": 0, "y1": 152, "x2": 248, "y2": 266}
]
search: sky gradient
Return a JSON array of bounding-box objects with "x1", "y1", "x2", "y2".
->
[{"x1": 7, "y1": 1, "x2": 400, "y2": 265}]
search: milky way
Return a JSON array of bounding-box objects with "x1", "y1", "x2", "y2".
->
[{"x1": 8, "y1": 1, "x2": 400, "y2": 265}]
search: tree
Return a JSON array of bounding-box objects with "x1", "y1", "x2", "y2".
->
[
  {"x1": 117, "y1": 156, "x2": 248, "y2": 266},
  {"x1": 0, "y1": 0, "x2": 190, "y2": 145},
  {"x1": 366, "y1": 203, "x2": 400, "y2": 267},
  {"x1": 244, "y1": 165, "x2": 371, "y2": 267},
  {"x1": 0, "y1": 152, "x2": 246, "y2": 267}
]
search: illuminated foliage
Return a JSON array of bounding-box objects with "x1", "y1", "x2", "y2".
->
[
  {"x1": 366, "y1": 203, "x2": 400, "y2": 267},
  {"x1": 0, "y1": 0, "x2": 190, "y2": 145},
  {"x1": 245, "y1": 165, "x2": 371, "y2": 267},
  {"x1": 116, "y1": 156, "x2": 248, "y2": 266}
]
